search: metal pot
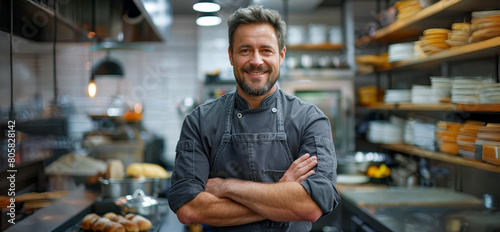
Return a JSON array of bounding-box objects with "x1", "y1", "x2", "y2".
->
[
  {"x1": 115, "y1": 189, "x2": 158, "y2": 217},
  {"x1": 337, "y1": 152, "x2": 386, "y2": 174},
  {"x1": 100, "y1": 177, "x2": 158, "y2": 199}
]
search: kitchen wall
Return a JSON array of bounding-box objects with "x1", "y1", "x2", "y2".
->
[{"x1": 2, "y1": 15, "x2": 200, "y2": 167}]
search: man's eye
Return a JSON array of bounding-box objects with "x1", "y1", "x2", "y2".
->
[{"x1": 241, "y1": 49, "x2": 249, "y2": 53}]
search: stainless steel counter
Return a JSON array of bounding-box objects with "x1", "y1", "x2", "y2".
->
[
  {"x1": 5, "y1": 185, "x2": 184, "y2": 232},
  {"x1": 339, "y1": 187, "x2": 500, "y2": 232}
]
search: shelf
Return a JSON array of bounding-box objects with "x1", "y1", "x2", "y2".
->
[
  {"x1": 456, "y1": 104, "x2": 500, "y2": 112},
  {"x1": 367, "y1": 103, "x2": 456, "y2": 111},
  {"x1": 383, "y1": 37, "x2": 500, "y2": 72},
  {"x1": 382, "y1": 143, "x2": 500, "y2": 173},
  {"x1": 285, "y1": 68, "x2": 355, "y2": 79},
  {"x1": 355, "y1": 0, "x2": 500, "y2": 46},
  {"x1": 364, "y1": 103, "x2": 500, "y2": 112},
  {"x1": 286, "y1": 43, "x2": 343, "y2": 50},
  {"x1": 356, "y1": 37, "x2": 500, "y2": 74}
]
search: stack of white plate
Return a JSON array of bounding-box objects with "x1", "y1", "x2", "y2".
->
[
  {"x1": 451, "y1": 77, "x2": 495, "y2": 103},
  {"x1": 367, "y1": 121, "x2": 386, "y2": 144},
  {"x1": 479, "y1": 84, "x2": 500, "y2": 104},
  {"x1": 430, "y1": 76, "x2": 453, "y2": 102},
  {"x1": 412, "y1": 85, "x2": 437, "y2": 103},
  {"x1": 412, "y1": 122, "x2": 436, "y2": 150},
  {"x1": 368, "y1": 120, "x2": 404, "y2": 144},
  {"x1": 388, "y1": 42, "x2": 415, "y2": 62},
  {"x1": 384, "y1": 89, "x2": 412, "y2": 103},
  {"x1": 404, "y1": 119, "x2": 418, "y2": 144}
]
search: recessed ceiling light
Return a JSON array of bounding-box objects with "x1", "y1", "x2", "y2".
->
[
  {"x1": 196, "y1": 13, "x2": 222, "y2": 26},
  {"x1": 193, "y1": 0, "x2": 221, "y2": 13}
]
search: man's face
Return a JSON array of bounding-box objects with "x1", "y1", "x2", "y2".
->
[{"x1": 229, "y1": 23, "x2": 285, "y2": 97}]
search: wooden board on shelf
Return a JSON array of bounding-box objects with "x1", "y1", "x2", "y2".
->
[
  {"x1": 382, "y1": 143, "x2": 500, "y2": 173},
  {"x1": 368, "y1": 103, "x2": 456, "y2": 111},
  {"x1": 365, "y1": 102, "x2": 500, "y2": 112},
  {"x1": 456, "y1": 103, "x2": 500, "y2": 112}
]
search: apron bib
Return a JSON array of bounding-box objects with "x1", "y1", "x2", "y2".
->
[{"x1": 209, "y1": 93, "x2": 310, "y2": 231}]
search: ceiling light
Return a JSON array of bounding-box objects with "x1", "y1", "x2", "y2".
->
[
  {"x1": 196, "y1": 13, "x2": 222, "y2": 26},
  {"x1": 92, "y1": 59, "x2": 124, "y2": 76},
  {"x1": 193, "y1": 0, "x2": 221, "y2": 12}
]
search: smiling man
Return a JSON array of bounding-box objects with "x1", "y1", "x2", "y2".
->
[{"x1": 168, "y1": 5, "x2": 340, "y2": 231}]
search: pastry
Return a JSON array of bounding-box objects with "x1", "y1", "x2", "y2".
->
[{"x1": 125, "y1": 214, "x2": 152, "y2": 231}]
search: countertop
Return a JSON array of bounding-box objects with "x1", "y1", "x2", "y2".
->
[
  {"x1": 338, "y1": 185, "x2": 500, "y2": 232},
  {"x1": 5, "y1": 185, "x2": 185, "y2": 232}
]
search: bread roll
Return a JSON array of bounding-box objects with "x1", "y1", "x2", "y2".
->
[
  {"x1": 93, "y1": 218, "x2": 112, "y2": 231},
  {"x1": 110, "y1": 215, "x2": 139, "y2": 232},
  {"x1": 125, "y1": 214, "x2": 152, "y2": 231},
  {"x1": 106, "y1": 159, "x2": 125, "y2": 179},
  {"x1": 81, "y1": 213, "x2": 128, "y2": 232},
  {"x1": 103, "y1": 221, "x2": 126, "y2": 232},
  {"x1": 82, "y1": 213, "x2": 100, "y2": 230},
  {"x1": 103, "y1": 212, "x2": 117, "y2": 219},
  {"x1": 126, "y1": 163, "x2": 169, "y2": 178}
]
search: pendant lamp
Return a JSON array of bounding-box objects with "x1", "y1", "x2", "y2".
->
[{"x1": 88, "y1": 51, "x2": 124, "y2": 98}]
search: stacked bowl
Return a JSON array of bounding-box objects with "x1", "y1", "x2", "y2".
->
[{"x1": 470, "y1": 10, "x2": 500, "y2": 42}]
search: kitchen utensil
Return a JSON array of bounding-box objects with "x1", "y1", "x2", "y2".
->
[
  {"x1": 337, "y1": 151, "x2": 386, "y2": 174},
  {"x1": 115, "y1": 189, "x2": 158, "y2": 217},
  {"x1": 100, "y1": 177, "x2": 159, "y2": 199}
]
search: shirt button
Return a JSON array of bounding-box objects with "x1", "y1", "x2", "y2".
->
[
  {"x1": 271, "y1": 108, "x2": 277, "y2": 113},
  {"x1": 237, "y1": 113, "x2": 242, "y2": 118}
]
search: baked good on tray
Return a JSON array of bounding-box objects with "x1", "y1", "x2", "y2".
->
[{"x1": 81, "y1": 212, "x2": 151, "y2": 232}]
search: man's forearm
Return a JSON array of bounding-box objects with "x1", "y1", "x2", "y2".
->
[
  {"x1": 217, "y1": 179, "x2": 323, "y2": 222},
  {"x1": 176, "y1": 191, "x2": 265, "y2": 226}
]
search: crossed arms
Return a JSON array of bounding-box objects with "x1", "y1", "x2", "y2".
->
[{"x1": 175, "y1": 153, "x2": 323, "y2": 227}]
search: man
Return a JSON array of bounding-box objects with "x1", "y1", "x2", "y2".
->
[{"x1": 168, "y1": 5, "x2": 340, "y2": 231}]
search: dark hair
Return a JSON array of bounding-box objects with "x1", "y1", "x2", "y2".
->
[{"x1": 227, "y1": 5, "x2": 287, "y2": 52}]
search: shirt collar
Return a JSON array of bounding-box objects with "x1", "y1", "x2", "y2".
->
[{"x1": 235, "y1": 87, "x2": 279, "y2": 111}]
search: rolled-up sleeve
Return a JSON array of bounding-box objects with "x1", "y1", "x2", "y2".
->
[
  {"x1": 299, "y1": 108, "x2": 341, "y2": 215},
  {"x1": 168, "y1": 111, "x2": 210, "y2": 213}
]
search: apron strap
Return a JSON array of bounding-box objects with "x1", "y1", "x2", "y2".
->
[
  {"x1": 276, "y1": 92, "x2": 286, "y2": 138},
  {"x1": 223, "y1": 92, "x2": 236, "y2": 136}
]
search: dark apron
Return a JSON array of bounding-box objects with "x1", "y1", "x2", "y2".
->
[{"x1": 209, "y1": 93, "x2": 311, "y2": 232}]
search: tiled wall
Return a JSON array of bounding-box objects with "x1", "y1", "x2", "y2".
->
[{"x1": 2, "y1": 16, "x2": 200, "y2": 167}]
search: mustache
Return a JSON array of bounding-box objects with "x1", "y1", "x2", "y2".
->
[{"x1": 242, "y1": 65, "x2": 270, "y2": 72}]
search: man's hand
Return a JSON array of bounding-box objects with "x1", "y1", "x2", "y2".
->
[
  {"x1": 201, "y1": 153, "x2": 322, "y2": 223},
  {"x1": 279, "y1": 153, "x2": 317, "y2": 183}
]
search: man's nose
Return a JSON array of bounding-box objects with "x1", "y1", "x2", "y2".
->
[{"x1": 250, "y1": 52, "x2": 264, "y2": 66}]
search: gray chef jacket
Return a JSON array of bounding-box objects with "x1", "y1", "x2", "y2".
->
[{"x1": 169, "y1": 88, "x2": 340, "y2": 231}]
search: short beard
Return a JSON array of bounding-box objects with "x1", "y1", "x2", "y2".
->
[
  {"x1": 238, "y1": 79, "x2": 271, "y2": 96},
  {"x1": 237, "y1": 66, "x2": 279, "y2": 96}
]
